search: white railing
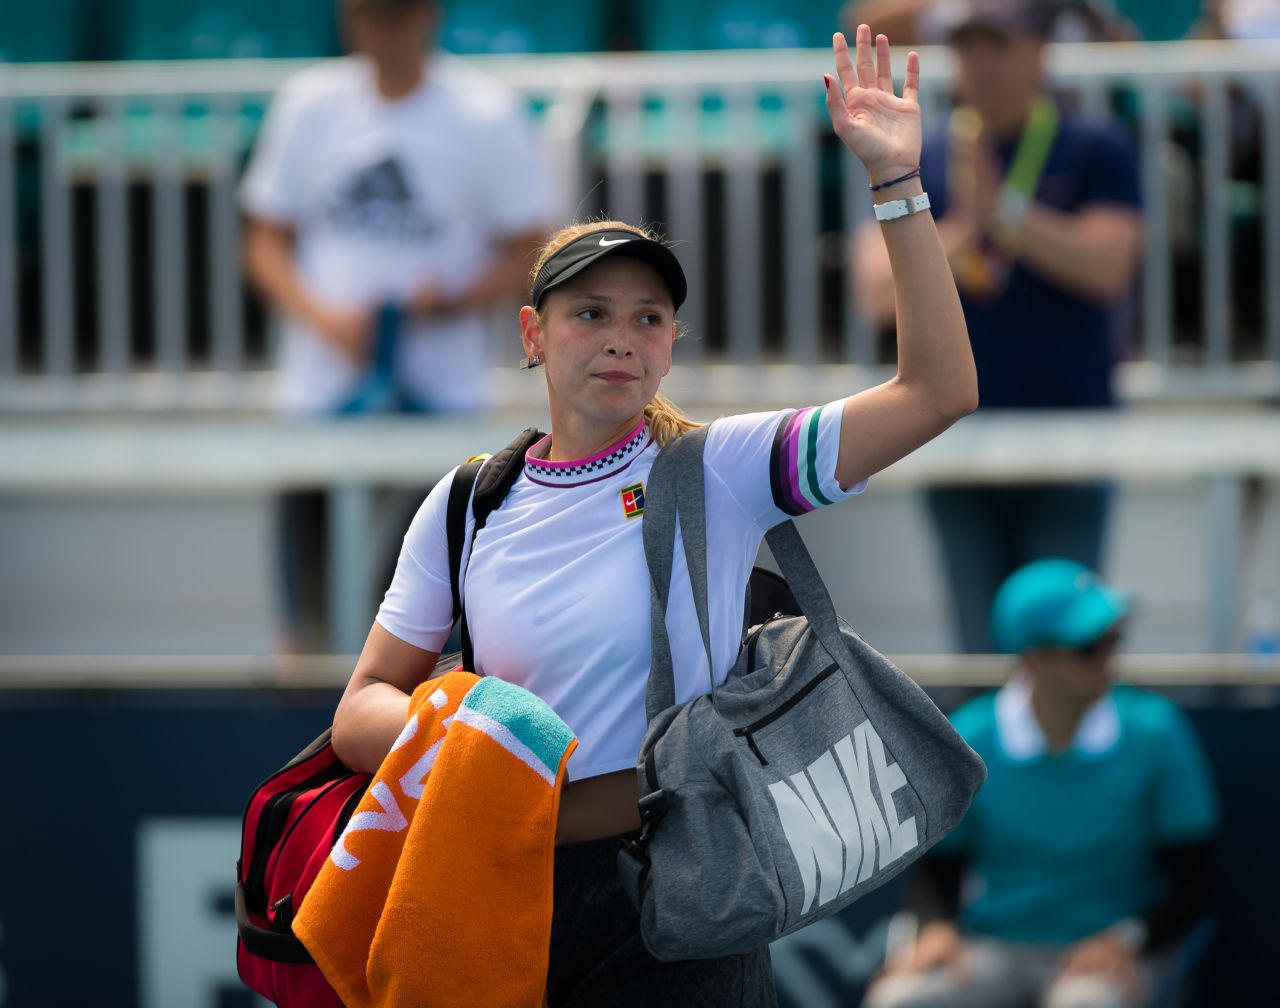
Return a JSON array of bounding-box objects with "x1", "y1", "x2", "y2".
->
[{"x1": 1, "y1": 40, "x2": 1278, "y2": 410}]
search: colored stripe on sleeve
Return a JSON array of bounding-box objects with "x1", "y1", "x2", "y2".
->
[
  {"x1": 770, "y1": 409, "x2": 806, "y2": 514},
  {"x1": 802, "y1": 408, "x2": 835, "y2": 507},
  {"x1": 770, "y1": 406, "x2": 834, "y2": 515}
]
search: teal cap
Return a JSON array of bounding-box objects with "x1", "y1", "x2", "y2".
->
[{"x1": 991, "y1": 558, "x2": 1131, "y2": 654}]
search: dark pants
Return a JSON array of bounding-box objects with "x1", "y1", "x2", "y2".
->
[
  {"x1": 547, "y1": 833, "x2": 777, "y2": 1008},
  {"x1": 924, "y1": 482, "x2": 1112, "y2": 653}
]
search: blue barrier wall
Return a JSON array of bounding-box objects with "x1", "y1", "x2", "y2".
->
[{"x1": 0, "y1": 688, "x2": 1274, "y2": 1007}]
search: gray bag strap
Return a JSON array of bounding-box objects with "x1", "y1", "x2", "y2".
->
[
  {"x1": 643, "y1": 429, "x2": 698, "y2": 720},
  {"x1": 644, "y1": 420, "x2": 850, "y2": 722}
]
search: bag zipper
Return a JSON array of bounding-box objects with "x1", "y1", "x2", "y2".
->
[
  {"x1": 244, "y1": 762, "x2": 350, "y2": 909},
  {"x1": 732, "y1": 661, "x2": 840, "y2": 766},
  {"x1": 333, "y1": 783, "x2": 371, "y2": 846},
  {"x1": 260, "y1": 775, "x2": 356, "y2": 930},
  {"x1": 743, "y1": 612, "x2": 787, "y2": 677},
  {"x1": 268, "y1": 777, "x2": 352, "y2": 872}
]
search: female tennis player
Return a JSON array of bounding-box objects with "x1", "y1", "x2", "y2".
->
[{"x1": 332, "y1": 25, "x2": 974, "y2": 1005}]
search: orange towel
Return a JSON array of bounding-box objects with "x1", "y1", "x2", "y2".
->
[{"x1": 293, "y1": 669, "x2": 577, "y2": 1008}]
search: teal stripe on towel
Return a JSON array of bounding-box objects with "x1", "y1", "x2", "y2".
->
[{"x1": 461, "y1": 676, "x2": 576, "y2": 778}]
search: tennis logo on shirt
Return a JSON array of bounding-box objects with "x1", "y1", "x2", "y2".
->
[{"x1": 620, "y1": 482, "x2": 645, "y2": 520}]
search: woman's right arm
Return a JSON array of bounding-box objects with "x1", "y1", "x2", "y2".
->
[
  {"x1": 853, "y1": 213, "x2": 978, "y2": 326},
  {"x1": 825, "y1": 28, "x2": 977, "y2": 490},
  {"x1": 331, "y1": 623, "x2": 440, "y2": 773}
]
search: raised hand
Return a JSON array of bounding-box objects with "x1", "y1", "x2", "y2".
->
[{"x1": 824, "y1": 25, "x2": 922, "y2": 187}]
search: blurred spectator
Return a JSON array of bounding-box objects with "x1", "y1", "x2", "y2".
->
[
  {"x1": 851, "y1": 0, "x2": 1143, "y2": 652},
  {"x1": 1202, "y1": 0, "x2": 1280, "y2": 38},
  {"x1": 240, "y1": 0, "x2": 554, "y2": 652},
  {"x1": 839, "y1": 0, "x2": 945, "y2": 45},
  {"x1": 864, "y1": 558, "x2": 1220, "y2": 1008}
]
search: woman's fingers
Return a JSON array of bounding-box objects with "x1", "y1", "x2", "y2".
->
[
  {"x1": 832, "y1": 31, "x2": 855, "y2": 97},
  {"x1": 854, "y1": 23, "x2": 876, "y2": 90},
  {"x1": 875, "y1": 33, "x2": 893, "y2": 93},
  {"x1": 823, "y1": 73, "x2": 849, "y2": 137},
  {"x1": 902, "y1": 50, "x2": 921, "y2": 106},
  {"x1": 839, "y1": 26, "x2": 919, "y2": 106}
]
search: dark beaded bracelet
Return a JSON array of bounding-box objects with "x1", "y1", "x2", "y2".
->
[{"x1": 868, "y1": 167, "x2": 922, "y2": 192}]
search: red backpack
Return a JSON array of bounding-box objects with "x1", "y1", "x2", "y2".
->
[
  {"x1": 235, "y1": 728, "x2": 368, "y2": 1006},
  {"x1": 234, "y1": 429, "x2": 543, "y2": 1004}
]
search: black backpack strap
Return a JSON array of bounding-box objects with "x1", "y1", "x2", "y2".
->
[
  {"x1": 446, "y1": 456, "x2": 486, "y2": 625},
  {"x1": 473, "y1": 427, "x2": 545, "y2": 526},
  {"x1": 444, "y1": 427, "x2": 545, "y2": 671}
]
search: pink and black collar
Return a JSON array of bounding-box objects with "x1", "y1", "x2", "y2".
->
[{"x1": 524, "y1": 423, "x2": 652, "y2": 488}]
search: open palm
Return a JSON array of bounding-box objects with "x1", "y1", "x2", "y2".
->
[{"x1": 825, "y1": 26, "x2": 922, "y2": 185}]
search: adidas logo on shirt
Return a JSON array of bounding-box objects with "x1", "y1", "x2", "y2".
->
[{"x1": 324, "y1": 156, "x2": 438, "y2": 241}]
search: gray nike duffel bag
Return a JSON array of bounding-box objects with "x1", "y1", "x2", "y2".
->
[{"x1": 619, "y1": 422, "x2": 986, "y2": 961}]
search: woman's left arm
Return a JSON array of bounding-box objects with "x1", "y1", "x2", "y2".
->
[{"x1": 825, "y1": 27, "x2": 978, "y2": 490}]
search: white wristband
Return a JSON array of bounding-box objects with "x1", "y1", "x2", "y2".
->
[{"x1": 874, "y1": 192, "x2": 931, "y2": 222}]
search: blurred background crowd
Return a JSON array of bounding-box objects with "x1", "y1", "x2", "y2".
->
[{"x1": 0, "y1": 1, "x2": 1277, "y2": 1006}]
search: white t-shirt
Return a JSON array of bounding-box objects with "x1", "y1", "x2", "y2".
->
[
  {"x1": 239, "y1": 54, "x2": 554, "y2": 415},
  {"x1": 1223, "y1": 0, "x2": 1280, "y2": 38},
  {"x1": 377, "y1": 400, "x2": 866, "y2": 780}
]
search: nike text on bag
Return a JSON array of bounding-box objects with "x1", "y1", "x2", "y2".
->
[{"x1": 618, "y1": 423, "x2": 986, "y2": 961}]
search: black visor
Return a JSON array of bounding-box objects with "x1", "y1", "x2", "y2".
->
[{"x1": 531, "y1": 229, "x2": 688, "y2": 310}]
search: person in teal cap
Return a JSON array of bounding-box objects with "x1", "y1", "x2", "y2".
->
[{"x1": 864, "y1": 559, "x2": 1219, "y2": 1008}]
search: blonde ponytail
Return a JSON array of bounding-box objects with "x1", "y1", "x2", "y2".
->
[{"x1": 644, "y1": 392, "x2": 702, "y2": 447}]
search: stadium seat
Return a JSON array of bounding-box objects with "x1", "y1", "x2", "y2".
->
[
  {"x1": 634, "y1": 0, "x2": 844, "y2": 51},
  {"x1": 110, "y1": 0, "x2": 341, "y2": 61},
  {"x1": 439, "y1": 0, "x2": 607, "y2": 54},
  {"x1": 0, "y1": 3, "x2": 94, "y2": 62}
]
